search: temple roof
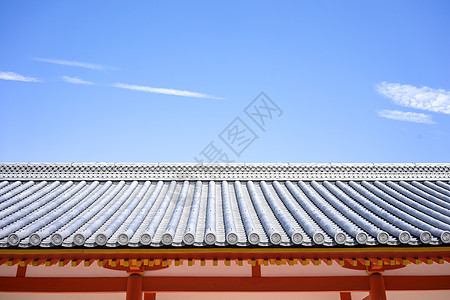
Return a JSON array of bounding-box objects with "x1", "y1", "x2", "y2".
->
[{"x1": 0, "y1": 163, "x2": 449, "y2": 249}]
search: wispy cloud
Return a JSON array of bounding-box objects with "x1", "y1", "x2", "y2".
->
[
  {"x1": 376, "y1": 82, "x2": 450, "y2": 115},
  {"x1": 0, "y1": 71, "x2": 40, "y2": 82},
  {"x1": 35, "y1": 58, "x2": 113, "y2": 71},
  {"x1": 61, "y1": 76, "x2": 93, "y2": 85},
  {"x1": 377, "y1": 109, "x2": 435, "y2": 124},
  {"x1": 111, "y1": 82, "x2": 224, "y2": 99}
]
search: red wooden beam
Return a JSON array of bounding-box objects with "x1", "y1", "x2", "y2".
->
[
  {"x1": 0, "y1": 276, "x2": 449, "y2": 293},
  {"x1": 141, "y1": 276, "x2": 370, "y2": 292},
  {"x1": 0, "y1": 276, "x2": 367, "y2": 293},
  {"x1": 0, "y1": 277, "x2": 127, "y2": 293},
  {"x1": 384, "y1": 276, "x2": 450, "y2": 291}
]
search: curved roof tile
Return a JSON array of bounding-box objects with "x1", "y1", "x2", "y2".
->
[{"x1": 0, "y1": 163, "x2": 449, "y2": 248}]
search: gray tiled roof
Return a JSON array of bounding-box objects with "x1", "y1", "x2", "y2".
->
[{"x1": 0, "y1": 163, "x2": 449, "y2": 248}]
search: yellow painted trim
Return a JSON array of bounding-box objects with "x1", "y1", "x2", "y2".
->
[{"x1": 1, "y1": 246, "x2": 450, "y2": 256}]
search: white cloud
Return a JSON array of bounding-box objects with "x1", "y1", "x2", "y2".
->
[
  {"x1": 0, "y1": 71, "x2": 40, "y2": 82},
  {"x1": 111, "y1": 82, "x2": 224, "y2": 99},
  {"x1": 35, "y1": 58, "x2": 113, "y2": 71},
  {"x1": 61, "y1": 76, "x2": 93, "y2": 85},
  {"x1": 376, "y1": 82, "x2": 450, "y2": 115},
  {"x1": 377, "y1": 110, "x2": 435, "y2": 124}
]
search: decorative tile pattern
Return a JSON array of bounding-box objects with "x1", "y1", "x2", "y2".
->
[{"x1": 1, "y1": 163, "x2": 449, "y2": 181}]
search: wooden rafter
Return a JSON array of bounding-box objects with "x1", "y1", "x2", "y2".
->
[{"x1": 1, "y1": 247, "x2": 449, "y2": 267}]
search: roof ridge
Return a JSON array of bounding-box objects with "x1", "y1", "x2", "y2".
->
[{"x1": 1, "y1": 163, "x2": 449, "y2": 181}]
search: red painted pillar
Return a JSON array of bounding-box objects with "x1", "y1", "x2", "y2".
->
[
  {"x1": 369, "y1": 273, "x2": 386, "y2": 300},
  {"x1": 340, "y1": 292, "x2": 352, "y2": 300},
  {"x1": 126, "y1": 274, "x2": 143, "y2": 300}
]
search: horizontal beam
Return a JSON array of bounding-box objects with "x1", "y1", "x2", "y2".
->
[
  {"x1": 0, "y1": 277, "x2": 127, "y2": 293},
  {"x1": 385, "y1": 276, "x2": 450, "y2": 291},
  {"x1": 0, "y1": 276, "x2": 449, "y2": 293},
  {"x1": 143, "y1": 276, "x2": 369, "y2": 292}
]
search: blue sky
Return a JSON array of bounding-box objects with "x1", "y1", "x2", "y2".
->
[{"x1": 1, "y1": 0, "x2": 449, "y2": 163}]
